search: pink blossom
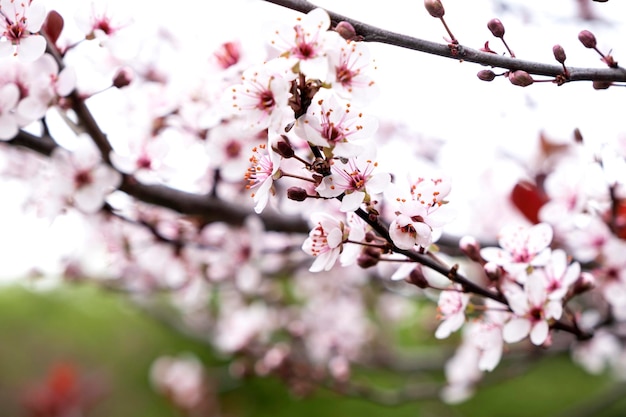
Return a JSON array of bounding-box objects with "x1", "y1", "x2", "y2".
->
[
  {"x1": 300, "y1": 91, "x2": 378, "y2": 158},
  {"x1": 150, "y1": 354, "x2": 206, "y2": 410},
  {"x1": 0, "y1": 0, "x2": 46, "y2": 61},
  {"x1": 480, "y1": 223, "x2": 553, "y2": 281},
  {"x1": 389, "y1": 176, "x2": 454, "y2": 250},
  {"x1": 435, "y1": 284, "x2": 470, "y2": 339},
  {"x1": 315, "y1": 157, "x2": 390, "y2": 212},
  {"x1": 540, "y1": 249, "x2": 581, "y2": 301},
  {"x1": 0, "y1": 82, "x2": 19, "y2": 140},
  {"x1": 502, "y1": 274, "x2": 562, "y2": 346},
  {"x1": 244, "y1": 142, "x2": 281, "y2": 214},
  {"x1": 225, "y1": 61, "x2": 295, "y2": 131},
  {"x1": 49, "y1": 138, "x2": 122, "y2": 214},
  {"x1": 269, "y1": 8, "x2": 342, "y2": 80},
  {"x1": 328, "y1": 41, "x2": 379, "y2": 105}
]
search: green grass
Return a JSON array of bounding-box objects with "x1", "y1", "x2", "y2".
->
[{"x1": 0, "y1": 283, "x2": 624, "y2": 417}]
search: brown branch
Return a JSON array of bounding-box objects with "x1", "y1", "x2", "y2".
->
[
  {"x1": 262, "y1": 0, "x2": 626, "y2": 82},
  {"x1": 9, "y1": 130, "x2": 310, "y2": 234}
]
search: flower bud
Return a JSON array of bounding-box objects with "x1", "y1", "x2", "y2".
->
[
  {"x1": 357, "y1": 247, "x2": 381, "y2": 269},
  {"x1": 113, "y1": 67, "x2": 134, "y2": 88},
  {"x1": 477, "y1": 69, "x2": 496, "y2": 81},
  {"x1": 487, "y1": 18, "x2": 505, "y2": 38},
  {"x1": 287, "y1": 187, "x2": 308, "y2": 201},
  {"x1": 274, "y1": 138, "x2": 295, "y2": 158},
  {"x1": 42, "y1": 10, "x2": 64, "y2": 45},
  {"x1": 572, "y1": 272, "x2": 595, "y2": 295},
  {"x1": 407, "y1": 266, "x2": 429, "y2": 288},
  {"x1": 552, "y1": 44, "x2": 567, "y2": 64},
  {"x1": 334, "y1": 21, "x2": 357, "y2": 41},
  {"x1": 459, "y1": 235, "x2": 483, "y2": 262},
  {"x1": 484, "y1": 262, "x2": 503, "y2": 282},
  {"x1": 424, "y1": 0, "x2": 445, "y2": 18},
  {"x1": 578, "y1": 30, "x2": 597, "y2": 49},
  {"x1": 592, "y1": 80, "x2": 612, "y2": 90},
  {"x1": 508, "y1": 70, "x2": 534, "y2": 87}
]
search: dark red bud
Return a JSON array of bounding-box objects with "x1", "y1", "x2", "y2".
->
[
  {"x1": 424, "y1": 0, "x2": 445, "y2": 18},
  {"x1": 592, "y1": 80, "x2": 612, "y2": 90},
  {"x1": 274, "y1": 140, "x2": 295, "y2": 158},
  {"x1": 113, "y1": 67, "x2": 133, "y2": 88},
  {"x1": 334, "y1": 21, "x2": 357, "y2": 41},
  {"x1": 357, "y1": 247, "x2": 381, "y2": 269},
  {"x1": 578, "y1": 30, "x2": 597, "y2": 49},
  {"x1": 487, "y1": 18, "x2": 505, "y2": 38},
  {"x1": 508, "y1": 70, "x2": 534, "y2": 87},
  {"x1": 477, "y1": 69, "x2": 496, "y2": 81},
  {"x1": 42, "y1": 10, "x2": 64, "y2": 45},
  {"x1": 459, "y1": 235, "x2": 483, "y2": 263},
  {"x1": 407, "y1": 266, "x2": 429, "y2": 288},
  {"x1": 287, "y1": 187, "x2": 308, "y2": 201},
  {"x1": 553, "y1": 44, "x2": 567, "y2": 64}
]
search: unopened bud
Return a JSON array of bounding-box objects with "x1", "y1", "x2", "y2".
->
[
  {"x1": 274, "y1": 138, "x2": 295, "y2": 158},
  {"x1": 459, "y1": 235, "x2": 483, "y2": 263},
  {"x1": 572, "y1": 272, "x2": 595, "y2": 295},
  {"x1": 407, "y1": 266, "x2": 429, "y2": 288},
  {"x1": 113, "y1": 67, "x2": 133, "y2": 88},
  {"x1": 477, "y1": 69, "x2": 496, "y2": 81},
  {"x1": 484, "y1": 261, "x2": 503, "y2": 282},
  {"x1": 552, "y1": 44, "x2": 567, "y2": 64},
  {"x1": 508, "y1": 70, "x2": 534, "y2": 87},
  {"x1": 578, "y1": 30, "x2": 597, "y2": 49},
  {"x1": 424, "y1": 0, "x2": 445, "y2": 18},
  {"x1": 357, "y1": 247, "x2": 381, "y2": 269},
  {"x1": 487, "y1": 18, "x2": 505, "y2": 38},
  {"x1": 592, "y1": 80, "x2": 612, "y2": 90},
  {"x1": 287, "y1": 187, "x2": 308, "y2": 201},
  {"x1": 335, "y1": 21, "x2": 357, "y2": 41}
]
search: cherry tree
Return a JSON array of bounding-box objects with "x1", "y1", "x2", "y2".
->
[{"x1": 3, "y1": 0, "x2": 626, "y2": 413}]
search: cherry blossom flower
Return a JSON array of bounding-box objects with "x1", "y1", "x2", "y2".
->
[
  {"x1": 269, "y1": 8, "x2": 342, "y2": 80},
  {"x1": 150, "y1": 353, "x2": 207, "y2": 411},
  {"x1": 300, "y1": 91, "x2": 378, "y2": 158},
  {"x1": 480, "y1": 223, "x2": 553, "y2": 281},
  {"x1": 435, "y1": 284, "x2": 470, "y2": 339},
  {"x1": 502, "y1": 273, "x2": 562, "y2": 346},
  {"x1": 328, "y1": 41, "x2": 379, "y2": 105},
  {"x1": 0, "y1": 0, "x2": 46, "y2": 61},
  {"x1": 539, "y1": 249, "x2": 581, "y2": 301},
  {"x1": 315, "y1": 157, "x2": 390, "y2": 212},
  {"x1": 49, "y1": 138, "x2": 122, "y2": 214},
  {"x1": 302, "y1": 212, "x2": 365, "y2": 272},
  {"x1": 389, "y1": 176, "x2": 454, "y2": 250},
  {"x1": 0, "y1": 82, "x2": 19, "y2": 140},
  {"x1": 110, "y1": 135, "x2": 171, "y2": 185},
  {"x1": 244, "y1": 141, "x2": 282, "y2": 214},
  {"x1": 595, "y1": 237, "x2": 626, "y2": 321},
  {"x1": 226, "y1": 61, "x2": 295, "y2": 131}
]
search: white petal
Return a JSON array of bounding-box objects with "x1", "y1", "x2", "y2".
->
[
  {"x1": 502, "y1": 318, "x2": 530, "y2": 343},
  {"x1": 529, "y1": 321, "x2": 549, "y2": 346}
]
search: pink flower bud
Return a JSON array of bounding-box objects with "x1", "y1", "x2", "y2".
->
[
  {"x1": 113, "y1": 67, "x2": 133, "y2": 88},
  {"x1": 287, "y1": 187, "x2": 308, "y2": 201},
  {"x1": 42, "y1": 10, "x2": 64, "y2": 45},
  {"x1": 487, "y1": 18, "x2": 505, "y2": 38},
  {"x1": 572, "y1": 272, "x2": 595, "y2": 295},
  {"x1": 357, "y1": 247, "x2": 381, "y2": 269},
  {"x1": 508, "y1": 70, "x2": 534, "y2": 87},
  {"x1": 334, "y1": 21, "x2": 357, "y2": 41},
  {"x1": 407, "y1": 266, "x2": 429, "y2": 288},
  {"x1": 459, "y1": 235, "x2": 483, "y2": 262},
  {"x1": 484, "y1": 262, "x2": 503, "y2": 282},
  {"x1": 578, "y1": 30, "x2": 597, "y2": 49},
  {"x1": 424, "y1": 0, "x2": 445, "y2": 18},
  {"x1": 592, "y1": 80, "x2": 612, "y2": 90},
  {"x1": 477, "y1": 69, "x2": 496, "y2": 81},
  {"x1": 274, "y1": 139, "x2": 294, "y2": 158},
  {"x1": 552, "y1": 44, "x2": 567, "y2": 64}
]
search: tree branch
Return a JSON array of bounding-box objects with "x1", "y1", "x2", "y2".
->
[{"x1": 262, "y1": 0, "x2": 626, "y2": 82}]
